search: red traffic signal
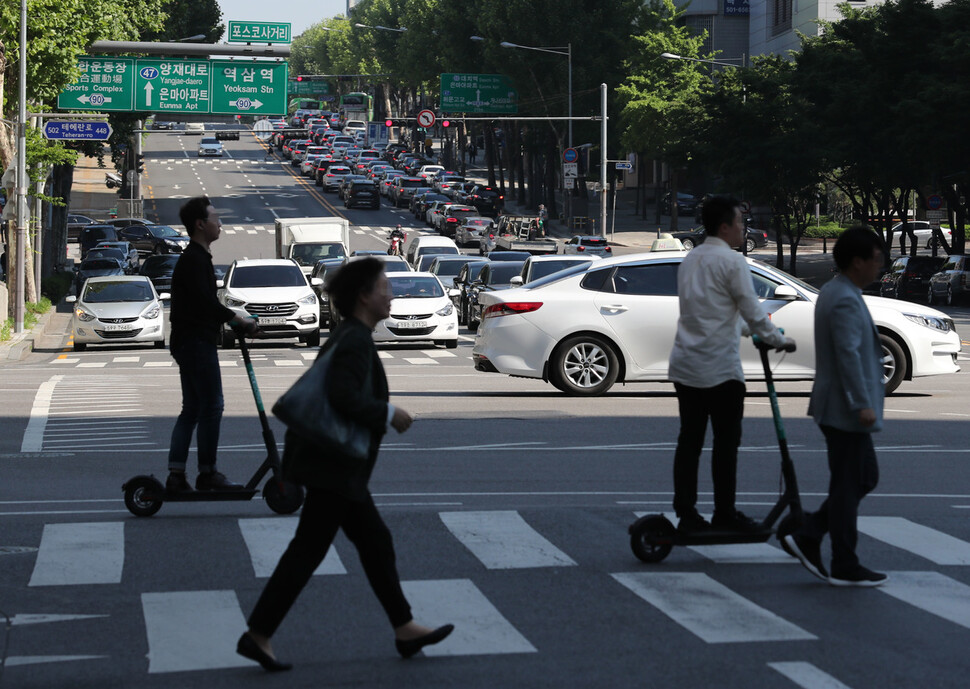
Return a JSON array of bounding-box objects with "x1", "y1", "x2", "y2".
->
[
  {"x1": 385, "y1": 119, "x2": 394, "y2": 127},
  {"x1": 296, "y1": 76, "x2": 303, "y2": 82},
  {"x1": 442, "y1": 120, "x2": 450, "y2": 127}
]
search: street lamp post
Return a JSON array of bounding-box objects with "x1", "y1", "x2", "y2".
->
[{"x1": 660, "y1": 52, "x2": 745, "y2": 69}]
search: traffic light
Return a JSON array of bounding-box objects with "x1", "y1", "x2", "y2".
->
[
  {"x1": 135, "y1": 154, "x2": 145, "y2": 175},
  {"x1": 442, "y1": 120, "x2": 450, "y2": 127},
  {"x1": 385, "y1": 119, "x2": 410, "y2": 127},
  {"x1": 296, "y1": 76, "x2": 303, "y2": 82}
]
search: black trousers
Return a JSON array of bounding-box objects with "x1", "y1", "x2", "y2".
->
[
  {"x1": 672, "y1": 380, "x2": 746, "y2": 518},
  {"x1": 800, "y1": 425, "x2": 879, "y2": 573},
  {"x1": 248, "y1": 488, "x2": 413, "y2": 637}
]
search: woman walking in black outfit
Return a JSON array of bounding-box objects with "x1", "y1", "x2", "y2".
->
[{"x1": 237, "y1": 258, "x2": 453, "y2": 672}]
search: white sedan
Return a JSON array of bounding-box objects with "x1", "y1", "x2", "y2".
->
[
  {"x1": 374, "y1": 272, "x2": 458, "y2": 348},
  {"x1": 472, "y1": 251, "x2": 961, "y2": 395},
  {"x1": 66, "y1": 276, "x2": 168, "y2": 352}
]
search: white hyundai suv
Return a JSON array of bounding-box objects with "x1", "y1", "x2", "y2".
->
[{"x1": 217, "y1": 259, "x2": 321, "y2": 347}]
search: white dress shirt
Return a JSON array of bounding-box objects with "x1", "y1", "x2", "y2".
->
[{"x1": 668, "y1": 236, "x2": 785, "y2": 388}]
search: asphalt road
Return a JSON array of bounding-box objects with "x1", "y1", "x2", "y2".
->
[{"x1": 2, "y1": 129, "x2": 970, "y2": 688}]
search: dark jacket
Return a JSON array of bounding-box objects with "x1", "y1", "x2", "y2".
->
[
  {"x1": 169, "y1": 241, "x2": 235, "y2": 349},
  {"x1": 282, "y1": 317, "x2": 389, "y2": 500}
]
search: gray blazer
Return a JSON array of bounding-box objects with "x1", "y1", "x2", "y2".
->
[{"x1": 808, "y1": 274, "x2": 884, "y2": 433}]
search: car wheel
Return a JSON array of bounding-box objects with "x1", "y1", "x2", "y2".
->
[
  {"x1": 73, "y1": 342, "x2": 87, "y2": 352},
  {"x1": 681, "y1": 239, "x2": 695, "y2": 251},
  {"x1": 879, "y1": 333, "x2": 906, "y2": 394},
  {"x1": 745, "y1": 238, "x2": 756, "y2": 254},
  {"x1": 305, "y1": 329, "x2": 321, "y2": 347},
  {"x1": 154, "y1": 339, "x2": 165, "y2": 349},
  {"x1": 549, "y1": 334, "x2": 620, "y2": 396},
  {"x1": 221, "y1": 329, "x2": 236, "y2": 349},
  {"x1": 445, "y1": 339, "x2": 458, "y2": 349}
]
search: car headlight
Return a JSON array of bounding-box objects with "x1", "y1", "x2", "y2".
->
[
  {"x1": 436, "y1": 303, "x2": 454, "y2": 317},
  {"x1": 76, "y1": 308, "x2": 96, "y2": 322},
  {"x1": 142, "y1": 304, "x2": 161, "y2": 320},
  {"x1": 903, "y1": 312, "x2": 954, "y2": 333},
  {"x1": 297, "y1": 293, "x2": 318, "y2": 306},
  {"x1": 164, "y1": 239, "x2": 181, "y2": 247},
  {"x1": 225, "y1": 296, "x2": 246, "y2": 308}
]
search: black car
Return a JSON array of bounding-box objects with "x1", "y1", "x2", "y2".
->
[
  {"x1": 452, "y1": 260, "x2": 491, "y2": 325},
  {"x1": 119, "y1": 224, "x2": 190, "y2": 256},
  {"x1": 344, "y1": 179, "x2": 380, "y2": 209},
  {"x1": 338, "y1": 174, "x2": 368, "y2": 201},
  {"x1": 662, "y1": 192, "x2": 702, "y2": 216},
  {"x1": 672, "y1": 225, "x2": 767, "y2": 253},
  {"x1": 427, "y1": 256, "x2": 480, "y2": 290},
  {"x1": 309, "y1": 258, "x2": 346, "y2": 326},
  {"x1": 67, "y1": 214, "x2": 96, "y2": 242},
  {"x1": 104, "y1": 217, "x2": 153, "y2": 229},
  {"x1": 462, "y1": 185, "x2": 504, "y2": 217},
  {"x1": 487, "y1": 251, "x2": 532, "y2": 262},
  {"x1": 78, "y1": 224, "x2": 119, "y2": 260},
  {"x1": 92, "y1": 240, "x2": 140, "y2": 273},
  {"x1": 880, "y1": 255, "x2": 946, "y2": 301},
  {"x1": 75, "y1": 257, "x2": 126, "y2": 296},
  {"x1": 412, "y1": 192, "x2": 450, "y2": 220},
  {"x1": 139, "y1": 254, "x2": 180, "y2": 293},
  {"x1": 466, "y1": 261, "x2": 527, "y2": 330}
]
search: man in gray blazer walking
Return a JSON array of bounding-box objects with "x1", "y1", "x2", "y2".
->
[{"x1": 783, "y1": 226, "x2": 888, "y2": 586}]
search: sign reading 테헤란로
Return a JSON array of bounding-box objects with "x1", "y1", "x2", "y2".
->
[{"x1": 227, "y1": 21, "x2": 291, "y2": 44}]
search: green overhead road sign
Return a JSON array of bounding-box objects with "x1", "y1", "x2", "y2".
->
[
  {"x1": 227, "y1": 21, "x2": 291, "y2": 44},
  {"x1": 58, "y1": 57, "x2": 288, "y2": 116},
  {"x1": 440, "y1": 73, "x2": 517, "y2": 114},
  {"x1": 211, "y1": 61, "x2": 288, "y2": 114},
  {"x1": 288, "y1": 80, "x2": 329, "y2": 96},
  {"x1": 135, "y1": 59, "x2": 211, "y2": 112},
  {"x1": 57, "y1": 57, "x2": 134, "y2": 111}
]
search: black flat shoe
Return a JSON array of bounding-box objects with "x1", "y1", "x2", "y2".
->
[
  {"x1": 395, "y1": 624, "x2": 455, "y2": 659},
  {"x1": 237, "y1": 632, "x2": 293, "y2": 672}
]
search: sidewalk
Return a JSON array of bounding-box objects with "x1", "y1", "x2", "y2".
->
[
  {"x1": 71, "y1": 156, "x2": 122, "y2": 219},
  {"x1": 0, "y1": 300, "x2": 71, "y2": 361}
]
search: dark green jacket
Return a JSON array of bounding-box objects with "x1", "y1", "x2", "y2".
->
[{"x1": 282, "y1": 317, "x2": 389, "y2": 500}]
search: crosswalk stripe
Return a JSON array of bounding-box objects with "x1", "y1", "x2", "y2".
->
[
  {"x1": 238, "y1": 518, "x2": 346, "y2": 577},
  {"x1": 112, "y1": 356, "x2": 140, "y2": 363},
  {"x1": 403, "y1": 358, "x2": 439, "y2": 365},
  {"x1": 401, "y1": 579, "x2": 537, "y2": 656},
  {"x1": 424, "y1": 351, "x2": 457, "y2": 358},
  {"x1": 77, "y1": 362, "x2": 107, "y2": 368},
  {"x1": 29, "y1": 522, "x2": 124, "y2": 586},
  {"x1": 858, "y1": 516, "x2": 970, "y2": 565},
  {"x1": 144, "y1": 361, "x2": 173, "y2": 367},
  {"x1": 611, "y1": 572, "x2": 817, "y2": 643},
  {"x1": 142, "y1": 590, "x2": 253, "y2": 673},
  {"x1": 378, "y1": 351, "x2": 393, "y2": 359},
  {"x1": 440, "y1": 510, "x2": 577, "y2": 569},
  {"x1": 273, "y1": 360, "x2": 304, "y2": 367},
  {"x1": 4, "y1": 655, "x2": 109, "y2": 667},
  {"x1": 768, "y1": 661, "x2": 854, "y2": 689},
  {"x1": 880, "y1": 571, "x2": 970, "y2": 630}
]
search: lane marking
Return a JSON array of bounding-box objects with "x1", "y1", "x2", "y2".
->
[
  {"x1": 29, "y1": 522, "x2": 124, "y2": 586},
  {"x1": 768, "y1": 662, "x2": 854, "y2": 689},
  {"x1": 440, "y1": 510, "x2": 577, "y2": 569},
  {"x1": 238, "y1": 518, "x2": 346, "y2": 577},
  {"x1": 401, "y1": 579, "x2": 536, "y2": 656},
  {"x1": 4, "y1": 655, "x2": 108, "y2": 667},
  {"x1": 611, "y1": 572, "x2": 816, "y2": 643},
  {"x1": 142, "y1": 590, "x2": 254, "y2": 673},
  {"x1": 880, "y1": 571, "x2": 970, "y2": 630},
  {"x1": 858, "y1": 516, "x2": 970, "y2": 565},
  {"x1": 22, "y1": 375, "x2": 61, "y2": 452}
]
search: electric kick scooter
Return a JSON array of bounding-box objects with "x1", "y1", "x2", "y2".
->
[
  {"x1": 122, "y1": 322, "x2": 305, "y2": 517},
  {"x1": 628, "y1": 335, "x2": 802, "y2": 562}
]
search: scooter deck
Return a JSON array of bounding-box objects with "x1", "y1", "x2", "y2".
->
[
  {"x1": 666, "y1": 529, "x2": 774, "y2": 547},
  {"x1": 161, "y1": 489, "x2": 258, "y2": 502}
]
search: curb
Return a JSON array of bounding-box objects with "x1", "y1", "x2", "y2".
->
[{"x1": 0, "y1": 304, "x2": 60, "y2": 361}]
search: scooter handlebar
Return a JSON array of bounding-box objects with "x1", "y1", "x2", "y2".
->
[{"x1": 752, "y1": 333, "x2": 796, "y2": 353}]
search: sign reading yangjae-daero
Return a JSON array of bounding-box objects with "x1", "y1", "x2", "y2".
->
[{"x1": 58, "y1": 57, "x2": 288, "y2": 116}]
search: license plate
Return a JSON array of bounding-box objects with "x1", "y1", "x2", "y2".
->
[
  {"x1": 393, "y1": 320, "x2": 428, "y2": 329},
  {"x1": 102, "y1": 323, "x2": 131, "y2": 332},
  {"x1": 258, "y1": 317, "x2": 286, "y2": 326}
]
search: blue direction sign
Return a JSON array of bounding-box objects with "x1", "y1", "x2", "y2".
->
[
  {"x1": 563, "y1": 147, "x2": 579, "y2": 164},
  {"x1": 615, "y1": 161, "x2": 633, "y2": 170},
  {"x1": 43, "y1": 120, "x2": 112, "y2": 141}
]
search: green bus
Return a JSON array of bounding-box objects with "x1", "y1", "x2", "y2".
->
[{"x1": 339, "y1": 92, "x2": 374, "y2": 122}]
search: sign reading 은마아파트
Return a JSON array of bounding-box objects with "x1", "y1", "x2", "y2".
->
[{"x1": 227, "y1": 21, "x2": 291, "y2": 44}]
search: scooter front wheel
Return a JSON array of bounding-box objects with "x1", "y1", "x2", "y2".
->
[
  {"x1": 123, "y1": 475, "x2": 164, "y2": 517},
  {"x1": 263, "y1": 479, "x2": 305, "y2": 514},
  {"x1": 629, "y1": 514, "x2": 675, "y2": 563}
]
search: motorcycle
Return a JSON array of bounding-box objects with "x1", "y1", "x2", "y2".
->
[
  {"x1": 388, "y1": 231, "x2": 405, "y2": 256},
  {"x1": 105, "y1": 171, "x2": 122, "y2": 189}
]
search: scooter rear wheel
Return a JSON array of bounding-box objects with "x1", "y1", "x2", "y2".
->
[
  {"x1": 263, "y1": 479, "x2": 305, "y2": 514},
  {"x1": 630, "y1": 515, "x2": 675, "y2": 563},
  {"x1": 124, "y1": 476, "x2": 164, "y2": 517}
]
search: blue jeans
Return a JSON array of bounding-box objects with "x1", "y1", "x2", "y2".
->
[{"x1": 168, "y1": 339, "x2": 224, "y2": 473}]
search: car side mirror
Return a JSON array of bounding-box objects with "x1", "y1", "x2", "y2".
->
[
  {"x1": 66, "y1": 295, "x2": 77, "y2": 303},
  {"x1": 310, "y1": 277, "x2": 324, "y2": 287},
  {"x1": 772, "y1": 284, "x2": 799, "y2": 301},
  {"x1": 158, "y1": 292, "x2": 171, "y2": 301},
  {"x1": 510, "y1": 276, "x2": 524, "y2": 286},
  {"x1": 216, "y1": 279, "x2": 225, "y2": 288}
]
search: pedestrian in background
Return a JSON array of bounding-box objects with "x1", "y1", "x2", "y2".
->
[
  {"x1": 166, "y1": 196, "x2": 256, "y2": 493},
  {"x1": 237, "y1": 259, "x2": 454, "y2": 672},
  {"x1": 668, "y1": 195, "x2": 794, "y2": 534},
  {"x1": 782, "y1": 226, "x2": 888, "y2": 587}
]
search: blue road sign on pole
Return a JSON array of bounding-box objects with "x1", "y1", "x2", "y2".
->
[
  {"x1": 43, "y1": 120, "x2": 112, "y2": 141},
  {"x1": 563, "y1": 147, "x2": 579, "y2": 163},
  {"x1": 615, "y1": 161, "x2": 633, "y2": 170}
]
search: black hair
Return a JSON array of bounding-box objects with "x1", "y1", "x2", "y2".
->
[
  {"x1": 701, "y1": 195, "x2": 741, "y2": 235},
  {"x1": 327, "y1": 258, "x2": 385, "y2": 318},
  {"x1": 179, "y1": 196, "x2": 211, "y2": 237},
  {"x1": 833, "y1": 225, "x2": 884, "y2": 271}
]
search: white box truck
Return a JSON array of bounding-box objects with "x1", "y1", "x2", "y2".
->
[{"x1": 275, "y1": 217, "x2": 351, "y2": 275}]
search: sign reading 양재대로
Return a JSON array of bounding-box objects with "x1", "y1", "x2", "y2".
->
[{"x1": 135, "y1": 59, "x2": 211, "y2": 112}]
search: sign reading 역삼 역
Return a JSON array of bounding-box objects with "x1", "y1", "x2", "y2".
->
[{"x1": 227, "y1": 21, "x2": 292, "y2": 44}]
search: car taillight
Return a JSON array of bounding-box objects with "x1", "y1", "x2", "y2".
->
[
  {"x1": 577, "y1": 246, "x2": 585, "y2": 251},
  {"x1": 483, "y1": 302, "x2": 543, "y2": 319},
  {"x1": 446, "y1": 218, "x2": 457, "y2": 223},
  {"x1": 488, "y1": 233, "x2": 495, "y2": 239},
  {"x1": 604, "y1": 246, "x2": 612, "y2": 252}
]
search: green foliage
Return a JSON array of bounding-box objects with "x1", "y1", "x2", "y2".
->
[
  {"x1": 0, "y1": 297, "x2": 50, "y2": 341},
  {"x1": 144, "y1": 0, "x2": 224, "y2": 43},
  {"x1": 41, "y1": 272, "x2": 72, "y2": 303}
]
